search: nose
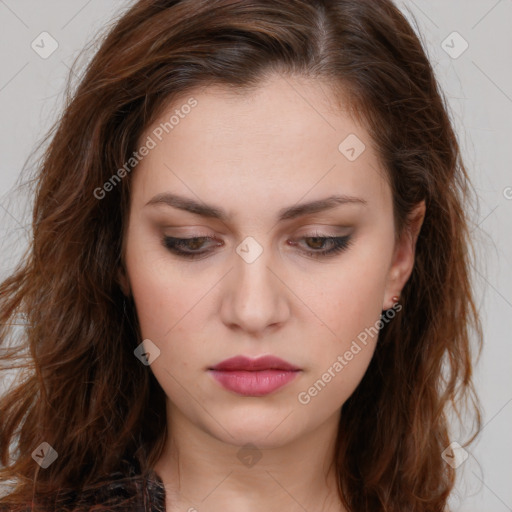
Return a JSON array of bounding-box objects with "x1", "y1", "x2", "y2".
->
[{"x1": 219, "y1": 242, "x2": 291, "y2": 336}]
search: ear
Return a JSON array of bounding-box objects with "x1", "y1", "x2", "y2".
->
[
  {"x1": 116, "y1": 263, "x2": 131, "y2": 297},
  {"x1": 382, "y1": 200, "x2": 426, "y2": 310}
]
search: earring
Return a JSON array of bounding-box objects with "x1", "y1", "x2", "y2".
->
[{"x1": 392, "y1": 295, "x2": 400, "y2": 305}]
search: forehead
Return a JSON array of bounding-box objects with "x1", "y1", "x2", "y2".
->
[{"x1": 131, "y1": 75, "x2": 390, "y2": 221}]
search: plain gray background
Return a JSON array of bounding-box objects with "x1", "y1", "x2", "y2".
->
[{"x1": 0, "y1": 1, "x2": 511, "y2": 510}]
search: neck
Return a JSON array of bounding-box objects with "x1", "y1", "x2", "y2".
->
[{"x1": 153, "y1": 404, "x2": 346, "y2": 512}]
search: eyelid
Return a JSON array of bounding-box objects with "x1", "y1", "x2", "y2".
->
[
  {"x1": 294, "y1": 224, "x2": 352, "y2": 236},
  {"x1": 160, "y1": 225, "x2": 353, "y2": 246},
  {"x1": 161, "y1": 231, "x2": 354, "y2": 260},
  {"x1": 161, "y1": 223, "x2": 351, "y2": 236}
]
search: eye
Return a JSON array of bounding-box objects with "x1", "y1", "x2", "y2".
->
[
  {"x1": 161, "y1": 235, "x2": 220, "y2": 260},
  {"x1": 161, "y1": 232, "x2": 353, "y2": 260},
  {"x1": 289, "y1": 233, "x2": 353, "y2": 258}
]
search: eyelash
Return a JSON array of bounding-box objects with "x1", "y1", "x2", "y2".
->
[{"x1": 161, "y1": 232, "x2": 353, "y2": 260}]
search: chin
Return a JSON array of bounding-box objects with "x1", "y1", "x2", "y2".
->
[{"x1": 203, "y1": 406, "x2": 303, "y2": 448}]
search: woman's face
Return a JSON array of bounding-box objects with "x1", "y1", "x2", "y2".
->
[{"x1": 119, "y1": 74, "x2": 422, "y2": 448}]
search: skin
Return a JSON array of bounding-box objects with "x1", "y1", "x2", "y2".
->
[{"x1": 117, "y1": 73, "x2": 425, "y2": 512}]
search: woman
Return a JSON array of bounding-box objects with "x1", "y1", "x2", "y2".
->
[{"x1": 0, "y1": 0, "x2": 482, "y2": 510}]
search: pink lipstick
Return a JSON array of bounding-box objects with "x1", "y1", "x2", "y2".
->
[{"x1": 208, "y1": 355, "x2": 301, "y2": 396}]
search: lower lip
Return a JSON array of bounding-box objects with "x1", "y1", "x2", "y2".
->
[{"x1": 209, "y1": 369, "x2": 300, "y2": 396}]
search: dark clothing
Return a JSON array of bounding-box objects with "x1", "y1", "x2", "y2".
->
[
  {"x1": 72, "y1": 467, "x2": 167, "y2": 511},
  {"x1": 0, "y1": 459, "x2": 167, "y2": 511}
]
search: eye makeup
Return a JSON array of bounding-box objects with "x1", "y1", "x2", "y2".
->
[{"x1": 160, "y1": 231, "x2": 354, "y2": 260}]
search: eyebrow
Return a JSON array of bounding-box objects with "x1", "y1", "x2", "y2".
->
[{"x1": 145, "y1": 192, "x2": 367, "y2": 222}]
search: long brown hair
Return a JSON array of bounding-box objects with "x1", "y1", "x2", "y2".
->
[{"x1": 0, "y1": 0, "x2": 482, "y2": 510}]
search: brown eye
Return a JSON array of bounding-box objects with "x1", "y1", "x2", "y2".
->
[
  {"x1": 294, "y1": 235, "x2": 353, "y2": 258},
  {"x1": 162, "y1": 236, "x2": 221, "y2": 259},
  {"x1": 162, "y1": 233, "x2": 353, "y2": 260}
]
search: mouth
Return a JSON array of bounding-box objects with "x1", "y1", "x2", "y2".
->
[{"x1": 208, "y1": 355, "x2": 302, "y2": 397}]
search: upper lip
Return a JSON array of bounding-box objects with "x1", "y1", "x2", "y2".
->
[{"x1": 209, "y1": 355, "x2": 301, "y2": 372}]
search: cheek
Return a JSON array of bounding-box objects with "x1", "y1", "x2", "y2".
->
[
  {"x1": 124, "y1": 237, "x2": 228, "y2": 409},
  {"x1": 296, "y1": 242, "x2": 392, "y2": 343},
  {"x1": 123, "y1": 226, "x2": 210, "y2": 342},
  {"x1": 293, "y1": 239, "x2": 393, "y2": 406},
  {"x1": 126, "y1": 251, "x2": 210, "y2": 396}
]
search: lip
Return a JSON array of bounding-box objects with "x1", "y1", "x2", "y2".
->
[
  {"x1": 208, "y1": 355, "x2": 302, "y2": 396},
  {"x1": 209, "y1": 355, "x2": 301, "y2": 372}
]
